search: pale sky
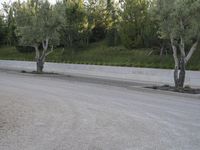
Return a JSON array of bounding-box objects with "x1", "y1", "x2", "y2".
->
[
  {"x1": 1, "y1": 0, "x2": 58, "y2": 4},
  {"x1": 0, "y1": 0, "x2": 118, "y2": 12},
  {"x1": 0, "y1": 0, "x2": 59, "y2": 10}
]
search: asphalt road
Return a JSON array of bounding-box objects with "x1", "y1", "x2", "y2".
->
[{"x1": 0, "y1": 70, "x2": 200, "y2": 150}]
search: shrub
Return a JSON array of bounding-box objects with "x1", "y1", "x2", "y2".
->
[
  {"x1": 106, "y1": 28, "x2": 120, "y2": 47},
  {"x1": 16, "y1": 46, "x2": 35, "y2": 53}
]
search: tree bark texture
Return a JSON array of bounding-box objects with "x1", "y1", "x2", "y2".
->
[
  {"x1": 170, "y1": 35, "x2": 198, "y2": 89},
  {"x1": 33, "y1": 38, "x2": 54, "y2": 73},
  {"x1": 36, "y1": 58, "x2": 44, "y2": 73},
  {"x1": 174, "y1": 57, "x2": 185, "y2": 89}
]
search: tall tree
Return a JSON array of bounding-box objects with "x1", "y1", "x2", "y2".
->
[
  {"x1": 14, "y1": 0, "x2": 62, "y2": 73},
  {"x1": 2, "y1": 2, "x2": 17, "y2": 46},
  {"x1": 157, "y1": 0, "x2": 200, "y2": 88},
  {"x1": 0, "y1": 13, "x2": 6, "y2": 45},
  {"x1": 60, "y1": 0, "x2": 91, "y2": 52},
  {"x1": 86, "y1": 0, "x2": 110, "y2": 42},
  {"x1": 120, "y1": 0, "x2": 158, "y2": 48},
  {"x1": 106, "y1": 0, "x2": 120, "y2": 46}
]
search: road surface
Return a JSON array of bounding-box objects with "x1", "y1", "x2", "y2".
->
[
  {"x1": 0, "y1": 70, "x2": 200, "y2": 150},
  {"x1": 1, "y1": 60, "x2": 200, "y2": 87}
]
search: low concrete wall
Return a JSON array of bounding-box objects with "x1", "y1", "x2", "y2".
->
[{"x1": 0, "y1": 60, "x2": 200, "y2": 87}]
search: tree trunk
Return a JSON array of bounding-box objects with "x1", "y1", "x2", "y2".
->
[
  {"x1": 160, "y1": 44, "x2": 164, "y2": 57},
  {"x1": 174, "y1": 57, "x2": 186, "y2": 89},
  {"x1": 36, "y1": 58, "x2": 44, "y2": 73},
  {"x1": 174, "y1": 66, "x2": 179, "y2": 88},
  {"x1": 178, "y1": 57, "x2": 186, "y2": 88}
]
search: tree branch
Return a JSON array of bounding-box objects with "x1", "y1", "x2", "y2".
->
[
  {"x1": 41, "y1": 38, "x2": 49, "y2": 59},
  {"x1": 170, "y1": 35, "x2": 179, "y2": 68},
  {"x1": 185, "y1": 40, "x2": 198, "y2": 64},
  {"x1": 42, "y1": 40, "x2": 45, "y2": 50},
  {"x1": 34, "y1": 45, "x2": 40, "y2": 60},
  {"x1": 179, "y1": 36, "x2": 186, "y2": 57},
  {"x1": 45, "y1": 46, "x2": 54, "y2": 57}
]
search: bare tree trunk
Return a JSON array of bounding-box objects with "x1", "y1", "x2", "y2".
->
[
  {"x1": 176, "y1": 39, "x2": 198, "y2": 88},
  {"x1": 34, "y1": 45, "x2": 43, "y2": 73},
  {"x1": 178, "y1": 57, "x2": 186, "y2": 88},
  {"x1": 171, "y1": 32, "x2": 199, "y2": 89},
  {"x1": 173, "y1": 58, "x2": 186, "y2": 89},
  {"x1": 32, "y1": 38, "x2": 53, "y2": 73},
  {"x1": 171, "y1": 35, "x2": 180, "y2": 88},
  {"x1": 36, "y1": 58, "x2": 44, "y2": 73},
  {"x1": 160, "y1": 45, "x2": 164, "y2": 57},
  {"x1": 34, "y1": 40, "x2": 47, "y2": 74},
  {"x1": 174, "y1": 66, "x2": 179, "y2": 88},
  {"x1": 68, "y1": 35, "x2": 72, "y2": 48},
  {"x1": 172, "y1": 41, "x2": 186, "y2": 88}
]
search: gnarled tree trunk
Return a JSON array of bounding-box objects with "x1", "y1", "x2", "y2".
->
[
  {"x1": 171, "y1": 35, "x2": 198, "y2": 89},
  {"x1": 36, "y1": 58, "x2": 44, "y2": 73},
  {"x1": 174, "y1": 57, "x2": 186, "y2": 89},
  {"x1": 178, "y1": 57, "x2": 186, "y2": 88},
  {"x1": 33, "y1": 38, "x2": 53, "y2": 74},
  {"x1": 171, "y1": 35, "x2": 186, "y2": 89}
]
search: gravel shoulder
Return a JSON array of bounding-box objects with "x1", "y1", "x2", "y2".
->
[{"x1": 0, "y1": 70, "x2": 200, "y2": 150}]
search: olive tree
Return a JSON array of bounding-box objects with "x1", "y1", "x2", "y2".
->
[
  {"x1": 14, "y1": 0, "x2": 61, "y2": 73},
  {"x1": 157, "y1": 0, "x2": 200, "y2": 88},
  {"x1": 2, "y1": 2, "x2": 17, "y2": 46},
  {"x1": 0, "y1": 14, "x2": 6, "y2": 45}
]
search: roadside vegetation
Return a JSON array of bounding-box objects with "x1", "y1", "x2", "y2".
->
[{"x1": 0, "y1": 41, "x2": 200, "y2": 70}]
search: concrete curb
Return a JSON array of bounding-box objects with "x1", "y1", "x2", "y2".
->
[
  {"x1": 0, "y1": 60, "x2": 200, "y2": 88},
  {"x1": 128, "y1": 86, "x2": 200, "y2": 100},
  {"x1": 1, "y1": 67, "x2": 200, "y2": 100}
]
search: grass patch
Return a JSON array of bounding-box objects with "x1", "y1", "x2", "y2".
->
[
  {"x1": 0, "y1": 42, "x2": 200, "y2": 70},
  {"x1": 0, "y1": 46, "x2": 34, "y2": 61}
]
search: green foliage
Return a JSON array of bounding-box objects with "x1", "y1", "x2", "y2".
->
[
  {"x1": 2, "y1": 2, "x2": 17, "y2": 46},
  {"x1": 1, "y1": 42, "x2": 200, "y2": 70},
  {"x1": 157, "y1": 0, "x2": 200, "y2": 44},
  {"x1": 14, "y1": 0, "x2": 61, "y2": 48},
  {"x1": 105, "y1": 0, "x2": 121, "y2": 46},
  {"x1": 15, "y1": 46, "x2": 35, "y2": 53},
  {"x1": 0, "y1": 0, "x2": 200, "y2": 73},
  {"x1": 106, "y1": 28, "x2": 120, "y2": 46},
  {"x1": 86, "y1": 0, "x2": 112, "y2": 43},
  {"x1": 0, "y1": 15, "x2": 6, "y2": 45},
  {"x1": 157, "y1": 0, "x2": 200, "y2": 74},
  {"x1": 0, "y1": 46, "x2": 34, "y2": 60},
  {"x1": 60, "y1": 0, "x2": 88, "y2": 48},
  {"x1": 119, "y1": 0, "x2": 159, "y2": 49}
]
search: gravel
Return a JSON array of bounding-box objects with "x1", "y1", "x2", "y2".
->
[{"x1": 0, "y1": 70, "x2": 200, "y2": 150}]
